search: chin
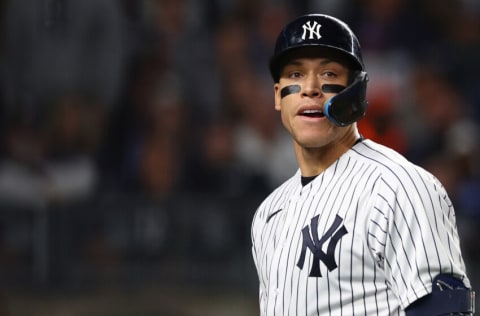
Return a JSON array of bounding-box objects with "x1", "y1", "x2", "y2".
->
[
  {"x1": 295, "y1": 129, "x2": 333, "y2": 145},
  {"x1": 295, "y1": 136, "x2": 331, "y2": 149}
]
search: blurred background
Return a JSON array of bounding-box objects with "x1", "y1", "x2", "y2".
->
[{"x1": 0, "y1": 0, "x2": 479, "y2": 315}]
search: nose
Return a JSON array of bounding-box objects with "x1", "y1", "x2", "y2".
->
[{"x1": 301, "y1": 74, "x2": 322, "y2": 98}]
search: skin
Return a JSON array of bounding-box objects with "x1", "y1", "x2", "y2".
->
[{"x1": 274, "y1": 50, "x2": 361, "y2": 177}]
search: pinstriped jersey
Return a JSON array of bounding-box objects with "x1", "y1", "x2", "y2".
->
[{"x1": 251, "y1": 139, "x2": 470, "y2": 315}]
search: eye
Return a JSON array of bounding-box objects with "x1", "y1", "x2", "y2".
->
[
  {"x1": 322, "y1": 71, "x2": 337, "y2": 78},
  {"x1": 288, "y1": 71, "x2": 303, "y2": 79}
]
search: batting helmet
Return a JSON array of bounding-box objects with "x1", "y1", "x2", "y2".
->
[{"x1": 269, "y1": 14, "x2": 365, "y2": 83}]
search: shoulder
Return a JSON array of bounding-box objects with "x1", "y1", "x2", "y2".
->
[
  {"x1": 252, "y1": 170, "x2": 300, "y2": 223},
  {"x1": 351, "y1": 139, "x2": 441, "y2": 191},
  {"x1": 351, "y1": 139, "x2": 414, "y2": 172},
  {"x1": 353, "y1": 140, "x2": 452, "y2": 221}
]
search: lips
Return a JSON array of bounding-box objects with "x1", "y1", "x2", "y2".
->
[{"x1": 298, "y1": 107, "x2": 325, "y2": 118}]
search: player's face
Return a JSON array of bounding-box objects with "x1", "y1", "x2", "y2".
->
[{"x1": 274, "y1": 54, "x2": 355, "y2": 149}]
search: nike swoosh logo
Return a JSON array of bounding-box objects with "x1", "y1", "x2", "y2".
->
[{"x1": 266, "y1": 209, "x2": 283, "y2": 223}]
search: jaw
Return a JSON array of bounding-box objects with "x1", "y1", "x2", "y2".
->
[
  {"x1": 281, "y1": 107, "x2": 357, "y2": 148},
  {"x1": 290, "y1": 121, "x2": 358, "y2": 151},
  {"x1": 292, "y1": 124, "x2": 360, "y2": 176},
  {"x1": 290, "y1": 121, "x2": 336, "y2": 148},
  {"x1": 294, "y1": 112, "x2": 333, "y2": 132}
]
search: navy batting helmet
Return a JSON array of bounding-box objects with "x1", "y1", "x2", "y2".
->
[{"x1": 269, "y1": 14, "x2": 365, "y2": 83}]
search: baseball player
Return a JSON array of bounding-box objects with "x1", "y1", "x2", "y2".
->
[{"x1": 251, "y1": 14, "x2": 475, "y2": 315}]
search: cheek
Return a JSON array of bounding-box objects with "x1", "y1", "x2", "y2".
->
[{"x1": 279, "y1": 106, "x2": 294, "y2": 132}]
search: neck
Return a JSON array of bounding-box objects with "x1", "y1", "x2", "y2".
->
[{"x1": 295, "y1": 127, "x2": 360, "y2": 177}]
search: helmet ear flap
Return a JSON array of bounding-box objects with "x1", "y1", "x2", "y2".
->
[{"x1": 323, "y1": 71, "x2": 369, "y2": 126}]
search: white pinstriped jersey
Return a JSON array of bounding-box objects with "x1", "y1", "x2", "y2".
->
[{"x1": 251, "y1": 139, "x2": 470, "y2": 315}]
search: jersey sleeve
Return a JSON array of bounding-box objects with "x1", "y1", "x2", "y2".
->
[{"x1": 366, "y1": 166, "x2": 470, "y2": 310}]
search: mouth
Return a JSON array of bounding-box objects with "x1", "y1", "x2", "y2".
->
[{"x1": 299, "y1": 109, "x2": 325, "y2": 118}]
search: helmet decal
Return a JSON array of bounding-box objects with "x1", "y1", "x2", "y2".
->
[{"x1": 301, "y1": 21, "x2": 322, "y2": 40}]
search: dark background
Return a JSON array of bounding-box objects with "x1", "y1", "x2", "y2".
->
[{"x1": 0, "y1": 0, "x2": 479, "y2": 315}]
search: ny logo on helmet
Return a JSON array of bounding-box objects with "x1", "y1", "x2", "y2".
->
[{"x1": 301, "y1": 21, "x2": 322, "y2": 40}]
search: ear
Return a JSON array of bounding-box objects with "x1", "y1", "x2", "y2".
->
[{"x1": 274, "y1": 84, "x2": 281, "y2": 111}]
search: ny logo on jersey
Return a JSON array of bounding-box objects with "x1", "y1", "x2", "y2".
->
[
  {"x1": 301, "y1": 20, "x2": 322, "y2": 40},
  {"x1": 297, "y1": 214, "x2": 348, "y2": 277}
]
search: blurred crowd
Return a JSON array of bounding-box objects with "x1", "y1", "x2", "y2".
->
[{"x1": 0, "y1": 0, "x2": 479, "y2": 292}]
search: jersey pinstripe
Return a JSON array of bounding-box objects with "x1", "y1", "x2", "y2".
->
[{"x1": 251, "y1": 139, "x2": 470, "y2": 315}]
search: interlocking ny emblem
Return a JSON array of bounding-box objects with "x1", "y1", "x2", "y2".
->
[
  {"x1": 301, "y1": 20, "x2": 322, "y2": 40},
  {"x1": 297, "y1": 215, "x2": 348, "y2": 277}
]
